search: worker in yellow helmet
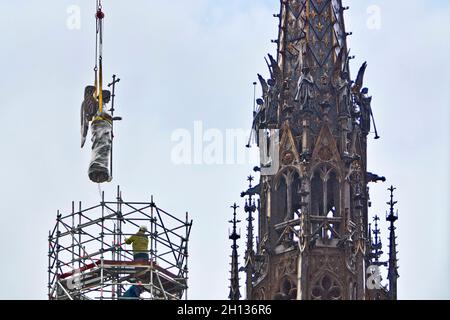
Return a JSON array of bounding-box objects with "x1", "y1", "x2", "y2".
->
[
  {"x1": 122, "y1": 226, "x2": 149, "y2": 299},
  {"x1": 124, "y1": 226, "x2": 149, "y2": 262}
]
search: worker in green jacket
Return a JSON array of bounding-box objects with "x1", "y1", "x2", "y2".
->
[{"x1": 125, "y1": 226, "x2": 149, "y2": 262}]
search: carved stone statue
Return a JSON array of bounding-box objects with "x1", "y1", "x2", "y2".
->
[
  {"x1": 266, "y1": 78, "x2": 280, "y2": 125},
  {"x1": 257, "y1": 74, "x2": 269, "y2": 125},
  {"x1": 264, "y1": 54, "x2": 282, "y2": 126},
  {"x1": 80, "y1": 86, "x2": 111, "y2": 148},
  {"x1": 360, "y1": 88, "x2": 372, "y2": 135},
  {"x1": 294, "y1": 66, "x2": 315, "y2": 110},
  {"x1": 336, "y1": 71, "x2": 351, "y2": 115}
]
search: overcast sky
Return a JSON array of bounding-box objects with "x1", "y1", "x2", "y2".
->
[{"x1": 0, "y1": 0, "x2": 448, "y2": 300}]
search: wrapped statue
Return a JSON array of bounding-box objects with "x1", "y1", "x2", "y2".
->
[
  {"x1": 88, "y1": 113, "x2": 113, "y2": 183},
  {"x1": 80, "y1": 86, "x2": 112, "y2": 183}
]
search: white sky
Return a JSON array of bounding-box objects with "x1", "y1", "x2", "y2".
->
[{"x1": 0, "y1": 0, "x2": 448, "y2": 299}]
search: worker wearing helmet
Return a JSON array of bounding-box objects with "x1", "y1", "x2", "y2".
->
[
  {"x1": 122, "y1": 226, "x2": 149, "y2": 299},
  {"x1": 124, "y1": 226, "x2": 149, "y2": 262}
]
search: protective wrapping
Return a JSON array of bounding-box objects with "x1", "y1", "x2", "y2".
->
[{"x1": 88, "y1": 113, "x2": 113, "y2": 183}]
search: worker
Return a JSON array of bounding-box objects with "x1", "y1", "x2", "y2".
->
[
  {"x1": 123, "y1": 284, "x2": 144, "y2": 299},
  {"x1": 122, "y1": 226, "x2": 149, "y2": 299},
  {"x1": 125, "y1": 226, "x2": 149, "y2": 262}
]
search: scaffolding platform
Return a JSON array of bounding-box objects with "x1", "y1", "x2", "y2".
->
[{"x1": 48, "y1": 186, "x2": 192, "y2": 300}]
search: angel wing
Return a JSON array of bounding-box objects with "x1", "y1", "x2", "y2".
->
[
  {"x1": 80, "y1": 86, "x2": 113, "y2": 148},
  {"x1": 80, "y1": 86, "x2": 98, "y2": 148},
  {"x1": 258, "y1": 74, "x2": 269, "y2": 97},
  {"x1": 352, "y1": 62, "x2": 367, "y2": 93},
  {"x1": 80, "y1": 105, "x2": 88, "y2": 148},
  {"x1": 268, "y1": 54, "x2": 282, "y2": 82}
]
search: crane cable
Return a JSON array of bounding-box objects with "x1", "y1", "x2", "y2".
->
[{"x1": 94, "y1": 0, "x2": 104, "y2": 115}]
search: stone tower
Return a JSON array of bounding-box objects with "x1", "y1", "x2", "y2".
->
[{"x1": 243, "y1": 0, "x2": 386, "y2": 300}]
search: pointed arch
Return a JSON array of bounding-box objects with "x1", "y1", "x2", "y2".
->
[
  {"x1": 309, "y1": 163, "x2": 342, "y2": 217},
  {"x1": 274, "y1": 165, "x2": 304, "y2": 190},
  {"x1": 273, "y1": 166, "x2": 303, "y2": 222}
]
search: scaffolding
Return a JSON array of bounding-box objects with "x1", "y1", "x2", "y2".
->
[{"x1": 48, "y1": 186, "x2": 192, "y2": 300}]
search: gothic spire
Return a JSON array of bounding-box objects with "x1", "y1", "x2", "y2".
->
[
  {"x1": 244, "y1": 175, "x2": 257, "y2": 299},
  {"x1": 277, "y1": 0, "x2": 351, "y2": 90},
  {"x1": 371, "y1": 215, "x2": 384, "y2": 266},
  {"x1": 241, "y1": 0, "x2": 387, "y2": 301},
  {"x1": 228, "y1": 203, "x2": 241, "y2": 300},
  {"x1": 386, "y1": 186, "x2": 399, "y2": 300}
]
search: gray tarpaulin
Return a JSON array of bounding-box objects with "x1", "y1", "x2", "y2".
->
[{"x1": 88, "y1": 113, "x2": 112, "y2": 183}]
